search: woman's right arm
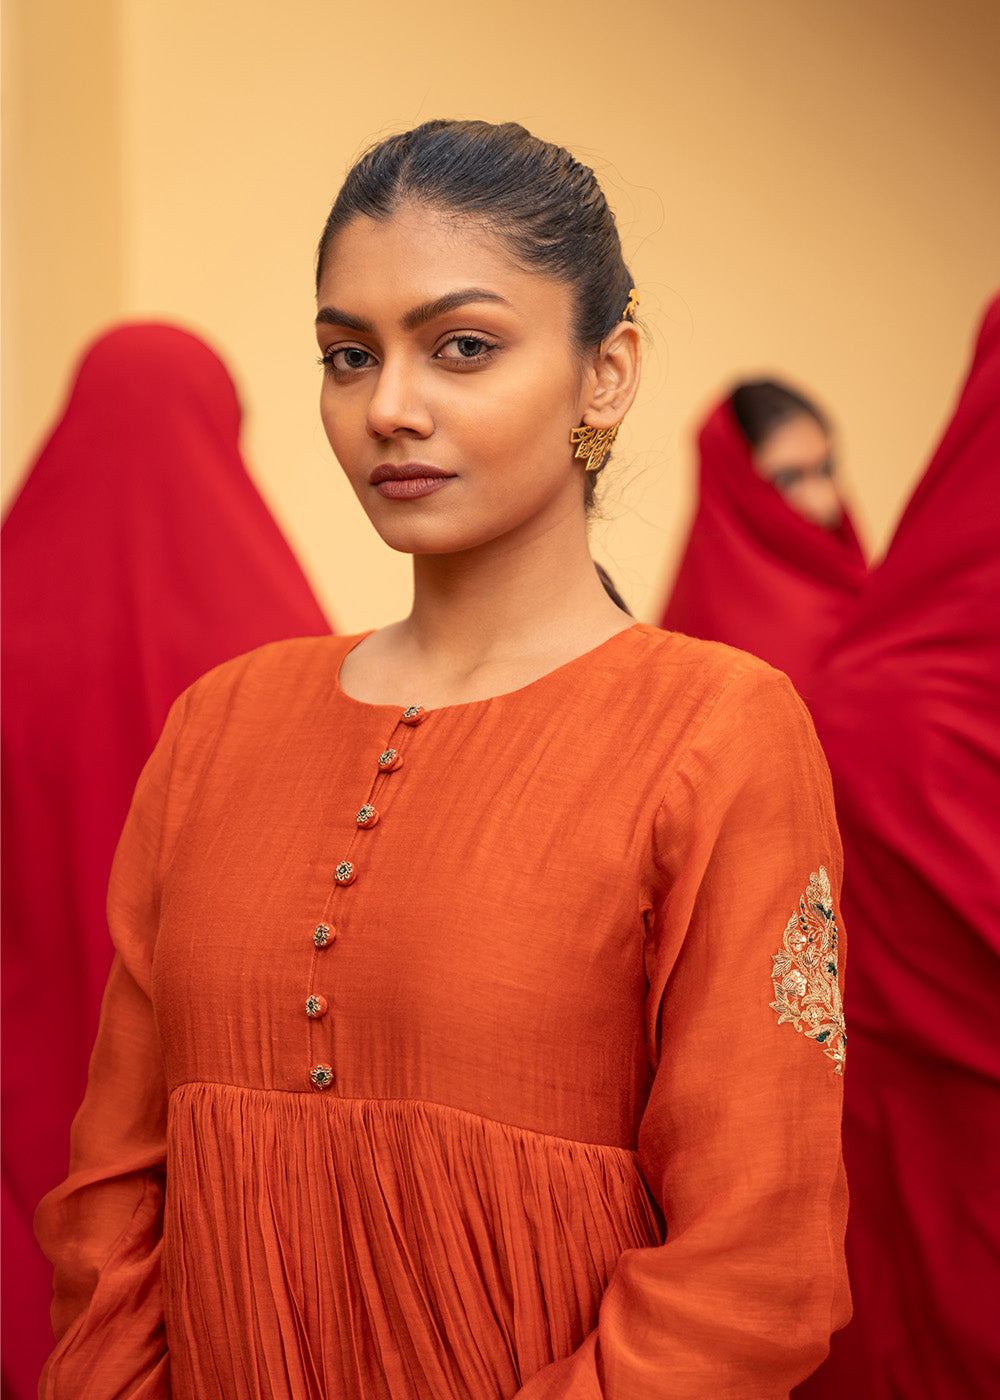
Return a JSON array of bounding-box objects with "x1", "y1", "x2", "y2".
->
[{"x1": 36, "y1": 696, "x2": 190, "y2": 1399}]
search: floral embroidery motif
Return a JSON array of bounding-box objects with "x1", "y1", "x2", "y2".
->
[{"x1": 770, "y1": 866, "x2": 846, "y2": 1074}]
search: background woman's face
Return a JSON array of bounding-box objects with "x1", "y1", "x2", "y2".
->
[
  {"x1": 753, "y1": 413, "x2": 843, "y2": 530},
  {"x1": 315, "y1": 203, "x2": 594, "y2": 559}
]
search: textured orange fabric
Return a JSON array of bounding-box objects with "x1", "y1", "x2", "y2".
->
[{"x1": 36, "y1": 624, "x2": 849, "y2": 1398}]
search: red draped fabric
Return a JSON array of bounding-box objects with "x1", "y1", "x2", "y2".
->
[
  {"x1": 660, "y1": 398, "x2": 867, "y2": 693},
  {"x1": 796, "y1": 295, "x2": 1000, "y2": 1399},
  {"x1": 1, "y1": 324, "x2": 331, "y2": 1398}
]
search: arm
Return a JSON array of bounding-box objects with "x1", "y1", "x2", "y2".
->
[
  {"x1": 516, "y1": 666, "x2": 850, "y2": 1399},
  {"x1": 35, "y1": 697, "x2": 189, "y2": 1399}
]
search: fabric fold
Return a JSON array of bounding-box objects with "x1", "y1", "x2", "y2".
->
[{"x1": 164, "y1": 1085, "x2": 660, "y2": 1400}]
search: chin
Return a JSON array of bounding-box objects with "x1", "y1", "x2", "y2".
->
[{"x1": 368, "y1": 521, "x2": 480, "y2": 557}]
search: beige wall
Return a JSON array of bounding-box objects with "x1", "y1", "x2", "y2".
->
[
  {"x1": 4, "y1": 0, "x2": 998, "y2": 629},
  {"x1": 2, "y1": 0, "x2": 123, "y2": 478}
]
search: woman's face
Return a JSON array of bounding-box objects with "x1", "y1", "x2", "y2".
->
[
  {"x1": 315, "y1": 203, "x2": 596, "y2": 558},
  {"x1": 752, "y1": 413, "x2": 843, "y2": 530}
]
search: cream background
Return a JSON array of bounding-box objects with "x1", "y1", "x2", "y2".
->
[{"x1": 4, "y1": 0, "x2": 998, "y2": 630}]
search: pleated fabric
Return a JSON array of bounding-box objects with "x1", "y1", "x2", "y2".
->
[
  {"x1": 37, "y1": 624, "x2": 850, "y2": 1398},
  {"x1": 165, "y1": 1086, "x2": 659, "y2": 1399}
]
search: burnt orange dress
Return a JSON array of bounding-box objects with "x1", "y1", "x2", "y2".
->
[{"x1": 36, "y1": 624, "x2": 849, "y2": 1399}]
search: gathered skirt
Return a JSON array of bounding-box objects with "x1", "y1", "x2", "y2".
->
[{"x1": 163, "y1": 1083, "x2": 663, "y2": 1399}]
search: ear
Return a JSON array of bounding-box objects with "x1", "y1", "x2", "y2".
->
[{"x1": 579, "y1": 321, "x2": 642, "y2": 428}]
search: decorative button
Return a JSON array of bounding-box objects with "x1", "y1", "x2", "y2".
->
[
  {"x1": 310, "y1": 1064, "x2": 334, "y2": 1089},
  {"x1": 356, "y1": 804, "x2": 379, "y2": 828},
  {"x1": 305, "y1": 993, "x2": 328, "y2": 1019},
  {"x1": 334, "y1": 860, "x2": 356, "y2": 885},
  {"x1": 377, "y1": 748, "x2": 401, "y2": 771},
  {"x1": 401, "y1": 705, "x2": 425, "y2": 726},
  {"x1": 313, "y1": 923, "x2": 333, "y2": 948}
]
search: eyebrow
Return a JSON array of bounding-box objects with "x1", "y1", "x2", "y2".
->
[{"x1": 315, "y1": 288, "x2": 511, "y2": 334}]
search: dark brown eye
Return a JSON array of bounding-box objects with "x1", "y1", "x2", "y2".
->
[
  {"x1": 320, "y1": 345, "x2": 375, "y2": 375},
  {"x1": 772, "y1": 469, "x2": 803, "y2": 493},
  {"x1": 435, "y1": 334, "x2": 499, "y2": 367}
]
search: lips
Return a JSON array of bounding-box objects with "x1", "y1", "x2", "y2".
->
[
  {"x1": 369, "y1": 462, "x2": 456, "y2": 501},
  {"x1": 369, "y1": 463, "x2": 454, "y2": 485}
]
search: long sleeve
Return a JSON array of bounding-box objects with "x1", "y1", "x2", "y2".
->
[
  {"x1": 515, "y1": 666, "x2": 850, "y2": 1399},
  {"x1": 35, "y1": 697, "x2": 190, "y2": 1399}
]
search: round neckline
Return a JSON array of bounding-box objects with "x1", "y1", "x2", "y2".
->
[{"x1": 332, "y1": 621, "x2": 647, "y2": 715}]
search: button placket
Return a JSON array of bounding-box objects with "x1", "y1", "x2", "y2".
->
[{"x1": 304, "y1": 705, "x2": 425, "y2": 1091}]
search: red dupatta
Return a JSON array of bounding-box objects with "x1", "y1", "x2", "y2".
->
[
  {"x1": 796, "y1": 295, "x2": 1000, "y2": 1399},
  {"x1": 660, "y1": 397, "x2": 867, "y2": 693},
  {"x1": 1, "y1": 323, "x2": 331, "y2": 1397}
]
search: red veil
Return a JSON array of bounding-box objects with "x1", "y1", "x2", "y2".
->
[
  {"x1": 660, "y1": 398, "x2": 867, "y2": 692},
  {"x1": 796, "y1": 296, "x2": 1000, "y2": 1398},
  {"x1": 1, "y1": 324, "x2": 331, "y2": 1396}
]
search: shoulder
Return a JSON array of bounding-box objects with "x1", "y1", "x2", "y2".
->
[
  {"x1": 620, "y1": 626, "x2": 829, "y2": 809},
  {"x1": 176, "y1": 633, "x2": 364, "y2": 722},
  {"x1": 145, "y1": 633, "x2": 365, "y2": 783},
  {"x1": 611, "y1": 623, "x2": 807, "y2": 732}
]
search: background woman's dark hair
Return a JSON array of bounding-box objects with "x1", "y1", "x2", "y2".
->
[
  {"x1": 316, "y1": 119, "x2": 635, "y2": 508},
  {"x1": 730, "y1": 379, "x2": 829, "y2": 450}
]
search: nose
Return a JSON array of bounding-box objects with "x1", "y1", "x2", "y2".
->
[
  {"x1": 793, "y1": 474, "x2": 843, "y2": 530},
  {"x1": 365, "y1": 359, "x2": 434, "y2": 441}
]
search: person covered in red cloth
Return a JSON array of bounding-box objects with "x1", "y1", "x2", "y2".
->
[
  {"x1": 793, "y1": 294, "x2": 1000, "y2": 1400},
  {"x1": 660, "y1": 379, "x2": 867, "y2": 693},
  {"x1": 1, "y1": 322, "x2": 331, "y2": 1398}
]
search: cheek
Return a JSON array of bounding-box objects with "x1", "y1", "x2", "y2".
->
[
  {"x1": 320, "y1": 386, "x2": 363, "y2": 461},
  {"x1": 481, "y1": 363, "x2": 581, "y2": 458}
]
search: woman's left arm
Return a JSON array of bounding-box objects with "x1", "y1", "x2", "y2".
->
[{"x1": 516, "y1": 665, "x2": 850, "y2": 1399}]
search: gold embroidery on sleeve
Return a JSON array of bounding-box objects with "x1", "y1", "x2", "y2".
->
[{"x1": 770, "y1": 866, "x2": 846, "y2": 1074}]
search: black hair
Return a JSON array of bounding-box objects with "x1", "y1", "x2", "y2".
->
[
  {"x1": 730, "y1": 379, "x2": 829, "y2": 451},
  {"x1": 594, "y1": 562, "x2": 632, "y2": 615},
  {"x1": 316, "y1": 120, "x2": 635, "y2": 508}
]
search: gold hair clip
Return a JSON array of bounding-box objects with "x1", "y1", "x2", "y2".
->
[{"x1": 623, "y1": 288, "x2": 640, "y2": 322}]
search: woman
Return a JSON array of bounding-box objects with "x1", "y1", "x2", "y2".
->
[
  {"x1": 2, "y1": 323, "x2": 331, "y2": 1399},
  {"x1": 795, "y1": 294, "x2": 1000, "y2": 1400},
  {"x1": 37, "y1": 122, "x2": 849, "y2": 1400},
  {"x1": 661, "y1": 380, "x2": 867, "y2": 693}
]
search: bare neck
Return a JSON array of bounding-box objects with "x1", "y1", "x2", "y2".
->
[{"x1": 341, "y1": 520, "x2": 633, "y2": 709}]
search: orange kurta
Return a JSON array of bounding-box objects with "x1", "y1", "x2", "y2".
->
[{"x1": 36, "y1": 624, "x2": 849, "y2": 1399}]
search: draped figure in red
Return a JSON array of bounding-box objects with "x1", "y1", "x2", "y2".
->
[
  {"x1": 661, "y1": 381, "x2": 867, "y2": 693},
  {"x1": 795, "y1": 295, "x2": 1000, "y2": 1400},
  {"x1": 1, "y1": 323, "x2": 331, "y2": 1398}
]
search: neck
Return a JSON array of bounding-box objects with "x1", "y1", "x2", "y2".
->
[{"x1": 399, "y1": 516, "x2": 629, "y2": 679}]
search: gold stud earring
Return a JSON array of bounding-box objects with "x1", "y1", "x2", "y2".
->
[{"x1": 570, "y1": 423, "x2": 619, "y2": 473}]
